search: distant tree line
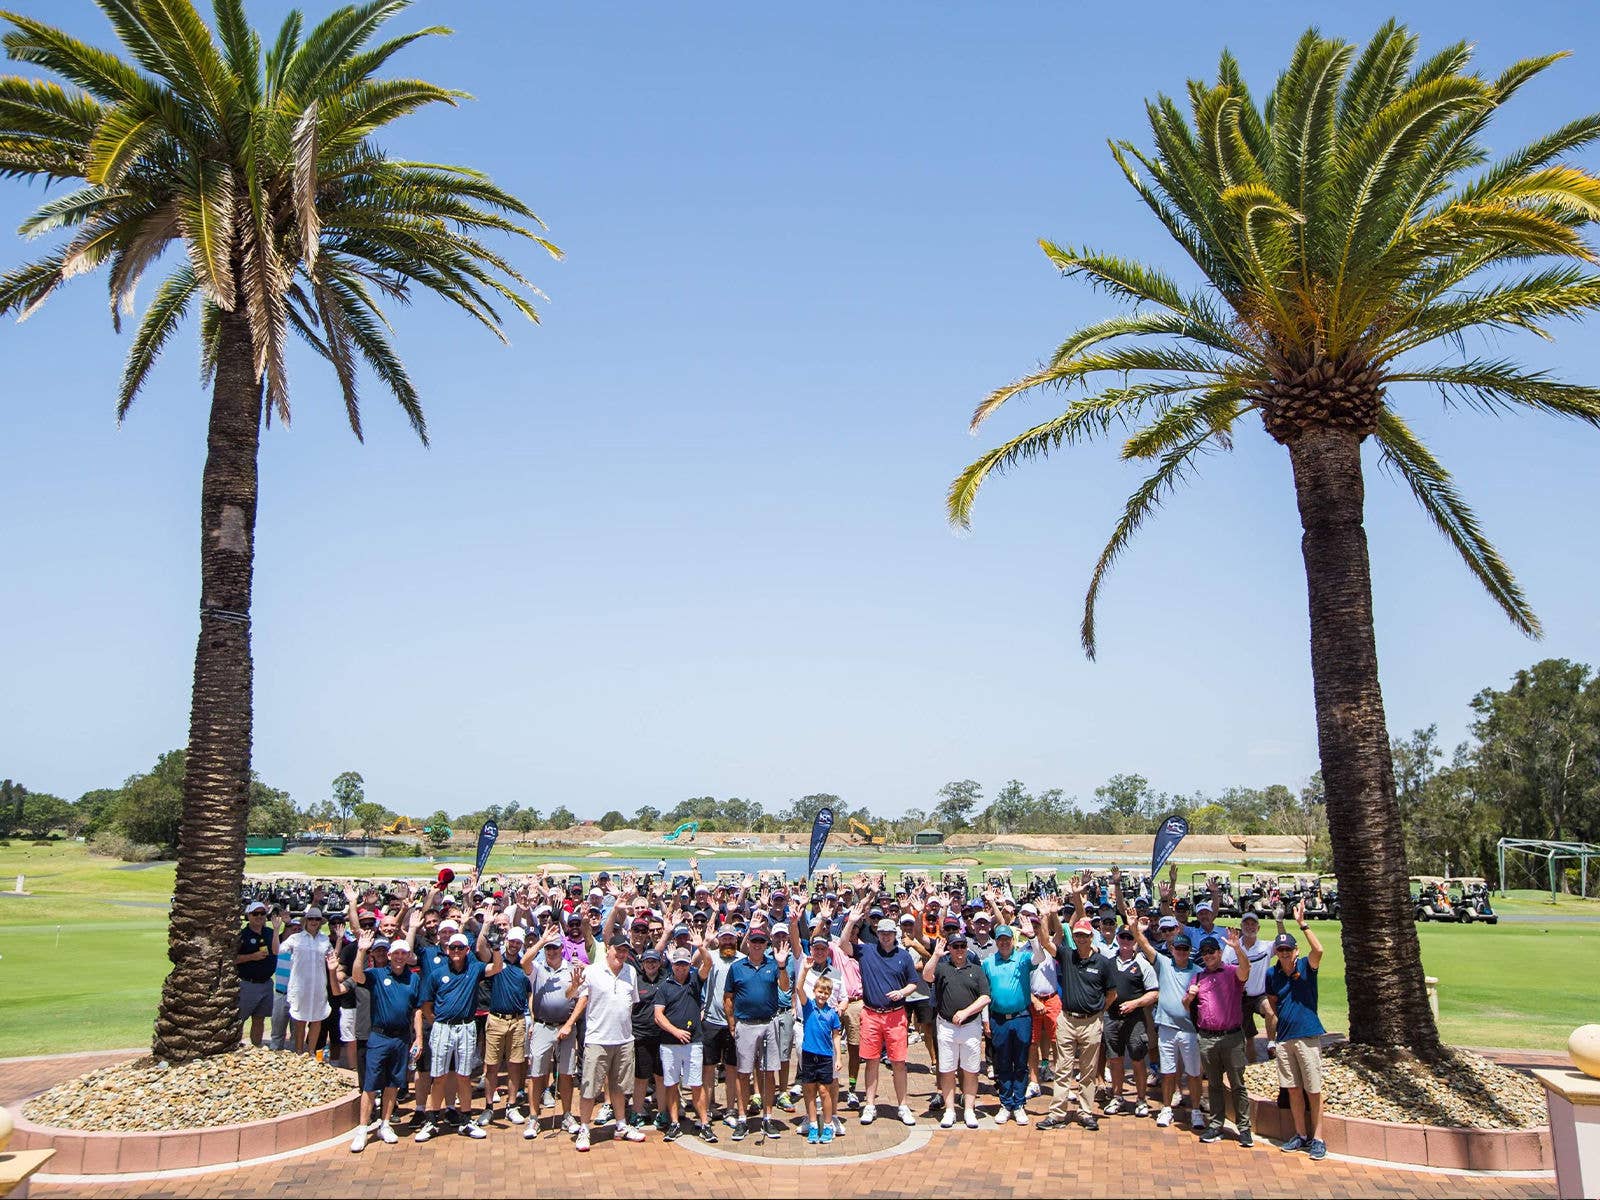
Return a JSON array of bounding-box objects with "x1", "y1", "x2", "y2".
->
[{"x1": 8, "y1": 658, "x2": 1596, "y2": 877}]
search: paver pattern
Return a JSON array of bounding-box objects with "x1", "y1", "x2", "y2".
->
[{"x1": 4, "y1": 1051, "x2": 1556, "y2": 1198}]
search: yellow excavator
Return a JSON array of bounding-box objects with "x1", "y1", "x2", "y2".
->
[
  {"x1": 847, "y1": 817, "x2": 886, "y2": 847},
  {"x1": 384, "y1": 816, "x2": 423, "y2": 836}
]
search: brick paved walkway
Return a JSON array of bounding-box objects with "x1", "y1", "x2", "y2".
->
[{"x1": 5, "y1": 1052, "x2": 1556, "y2": 1199}]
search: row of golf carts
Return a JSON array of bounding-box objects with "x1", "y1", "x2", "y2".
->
[{"x1": 1411, "y1": 875, "x2": 1499, "y2": 923}]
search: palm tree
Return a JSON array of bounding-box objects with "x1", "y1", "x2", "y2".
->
[
  {"x1": 949, "y1": 22, "x2": 1600, "y2": 1055},
  {"x1": 0, "y1": 0, "x2": 559, "y2": 1062}
]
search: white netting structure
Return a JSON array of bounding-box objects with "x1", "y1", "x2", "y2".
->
[{"x1": 1496, "y1": 837, "x2": 1600, "y2": 899}]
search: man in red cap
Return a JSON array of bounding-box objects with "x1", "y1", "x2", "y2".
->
[{"x1": 1032, "y1": 889, "x2": 1115, "y2": 1131}]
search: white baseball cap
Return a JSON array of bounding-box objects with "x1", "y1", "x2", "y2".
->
[{"x1": 447, "y1": 933, "x2": 470, "y2": 947}]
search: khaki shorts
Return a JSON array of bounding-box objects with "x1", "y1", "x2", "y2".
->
[
  {"x1": 1276, "y1": 1036, "x2": 1323, "y2": 1092},
  {"x1": 483, "y1": 1013, "x2": 527, "y2": 1066},
  {"x1": 581, "y1": 1041, "x2": 634, "y2": 1100},
  {"x1": 840, "y1": 997, "x2": 863, "y2": 1046}
]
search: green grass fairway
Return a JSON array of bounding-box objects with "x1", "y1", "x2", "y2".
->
[{"x1": 1, "y1": 842, "x2": 1593, "y2": 1058}]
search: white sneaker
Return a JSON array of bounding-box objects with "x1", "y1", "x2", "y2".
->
[
  {"x1": 575, "y1": 1124, "x2": 591, "y2": 1152},
  {"x1": 939, "y1": 1109, "x2": 955, "y2": 1129},
  {"x1": 562, "y1": 1113, "x2": 580, "y2": 1134},
  {"x1": 1025, "y1": 1081, "x2": 1041, "y2": 1100},
  {"x1": 349, "y1": 1125, "x2": 368, "y2": 1153},
  {"x1": 898, "y1": 1105, "x2": 916, "y2": 1127},
  {"x1": 377, "y1": 1121, "x2": 398, "y2": 1144},
  {"x1": 506, "y1": 1105, "x2": 525, "y2": 1125},
  {"x1": 860, "y1": 1104, "x2": 877, "y2": 1125},
  {"x1": 523, "y1": 1120, "x2": 539, "y2": 1140},
  {"x1": 831, "y1": 1117, "x2": 846, "y2": 1138},
  {"x1": 1191, "y1": 1108, "x2": 1205, "y2": 1130},
  {"x1": 596, "y1": 1103, "x2": 614, "y2": 1123},
  {"x1": 963, "y1": 1107, "x2": 979, "y2": 1129},
  {"x1": 1155, "y1": 1106, "x2": 1173, "y2": 1128},
  {"x1": 1013, "y1": 1108, "x2": 1029, "y2": 1126},
  {"x1": 616, "y1": 1123, "x2": 645, "y2": 1142},
  {"x1": 459, "y1": 1121, "x2": 486, "y2": 1139},
  {"x1": 414, "y1": 1121, "x2": 437, "y2": 1143},
  {"x1": 994, "y1": 1107, "x2": 1010, "y2": 1125}
]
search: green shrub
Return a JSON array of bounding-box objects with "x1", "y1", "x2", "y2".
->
[
  {"x1": 381, "y1": 840, "x2": 423, "y2": 858},
  {"x1": 88, "y1": 831, "x2": 170, "y2": 862}
]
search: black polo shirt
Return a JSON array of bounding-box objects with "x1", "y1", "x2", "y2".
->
[
  {"x1": 932, "y1": 957, "x2": 990, "y2": 1025},
  {"x1": 237, "y1": 926, "x2": 274, "y2": 983},
  {"x1": 1056, "y1": 946, "x2": 1114, "y2": 1015}
]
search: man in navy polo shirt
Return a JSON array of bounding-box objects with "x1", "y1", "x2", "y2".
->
[
  {"x1": 723, "y1": 927, "x2": 784, "y2": 1141},
  {"x1": 349, "y1": 933, "x2": 421, "y2": 1153},
  {"x1": 236, "y1": 901, "x2": 278, "y2": 1048},
  {"x1": 415, "y1": 914, "x2": 504, "y2": 1144},
  {"x1": 481, "y1": 927, "x2": 534, "y2": 1126},
  {"x1": 839, "y1": 902, "x2": 920, "y2": 1128}
]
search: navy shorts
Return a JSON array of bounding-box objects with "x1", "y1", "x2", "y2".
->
[
  {"x1": 798, "y1": 1050, "x2": 835, "y2": 1085},
  {"x1": 364, "y1": 1030, "x2": 409, "y2": 1093}
]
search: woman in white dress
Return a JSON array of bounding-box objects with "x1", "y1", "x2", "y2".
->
[{"x1": 282, "y1": 906, "x2": 333, "y2": 1054}]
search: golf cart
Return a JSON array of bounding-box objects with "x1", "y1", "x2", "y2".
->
[
  {"x1": 756, "y1": 868, "x2": 787, "y2": 890},
  {"x1": 1316, "y1": 874, "x2": 1342, "y2": 920},
  {"x1": 899, "y1": 868, "x2": 931, "y2": 893},
  {"x1": 1448, "y1": 877, "x2": 1499, "y2": 924},
  {"x1": 1412, "y1": 876, "x2": 1455, "y2": 921},
  {"x1": 811, "y1": 868, "x2": 841, "y2": 894},
  {"x1": 940, "y1": 868, "x2": 970, "y2": 899},
  {"x1": 984, "y1": 868, "x2": 1014, "y2": 896},
  {"x1": 1026, "y1": 868, "x2": 1059, "y2": 897},
  {"x1": 1192, "y1": 871, "x2": 1240, "y2": 918}
]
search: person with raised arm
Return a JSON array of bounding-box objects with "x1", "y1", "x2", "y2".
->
[
  {"x1": 347, "y1": 929, "x2": 422, "y2": 1153},
  {"x1": 839, "y1": 896, "x2": 920, "y2": 1128},
  {"x1": 1036, "y1": 884, "x2": 1114, "y2": 1132},
  {"x1": 1191, "y1": 924, "x2": 1254, "y2": 1145},
  {"x1": 413, "y1": 904, "x2": 504, "y2": 1143},
  {"x1": 1268, "y1": 900, "x2": 1327, "y2": 1160}
]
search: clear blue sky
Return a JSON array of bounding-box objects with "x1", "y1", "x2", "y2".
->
[{"x1": 3, "y1": 1, "x2": 1599, "y2": 821}]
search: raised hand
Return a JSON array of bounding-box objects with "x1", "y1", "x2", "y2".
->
[
  {"x1": 358, "y1": 929, "x2": 375, "y2": 950},
  {"x1": 1294, "y1": 899, "x2": 1306, "y2": 925}
]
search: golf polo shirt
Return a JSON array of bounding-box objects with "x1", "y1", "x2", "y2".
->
[
  {"x1": 425, "y1": 957, "x2": 485, "y2": 1022},
  {"x1": 726, "y1": 955, "x2": 783, "y2": 1021},
  {"x1": 367, "y1": 966, "x2": 421, "y2": 1032},
  {"x1": 1056, "y1": 947, "x2": 1113, "y2": 1015}
]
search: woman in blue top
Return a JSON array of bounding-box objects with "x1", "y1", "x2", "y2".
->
[{"x1": 1266, "y1": 901, "x2": 1326, "y2": 1160}]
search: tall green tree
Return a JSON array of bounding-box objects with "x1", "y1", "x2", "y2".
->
[
  {"x1": 948, "y1": 22, "x2": 1600, "y2": 1054},
  {"x1": 0, "y1": 0, "x2": 557, "y2": 1062},
  {"x1": 1470, "y1": 659, "x2": 1600, "y2": 852},
  {"x1": 933, "y1": 779, "x2": 982, "y2": 830},
  {"x1": 330, "y1": 771, "x2": 364, "y2": 835}
]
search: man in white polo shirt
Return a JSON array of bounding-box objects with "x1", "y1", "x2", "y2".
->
[
  {"x1": 569, "y1": 934, "x2": 645, "y2": 1152},
  {"x1": 1222, "y1": 910, "x2": 1276, "y2": 1062}
]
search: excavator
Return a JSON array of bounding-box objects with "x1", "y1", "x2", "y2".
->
[
  {"x1": 847, "y1": 818, "x2": 886, "y2": 847},
  {"x1": 384, "y1": 816, "x2": 423, "y2": 837}
]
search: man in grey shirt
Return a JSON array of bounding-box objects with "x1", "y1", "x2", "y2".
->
[{"x1": 526, "y1": 933, "x2": 583, "y2": 1137}]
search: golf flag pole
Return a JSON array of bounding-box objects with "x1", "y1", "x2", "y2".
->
[
  {"x1": 1150, "y1": 813, "x2": 1191, "y2": 878},
  {"x1": 475, "y1": 819, "x2": 500, "y2": 875},
  {"x1": 807, "y1": 808, "x2": 835, "y2": 880}
]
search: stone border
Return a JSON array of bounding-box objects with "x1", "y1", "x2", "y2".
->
[
  {"x1": 1247, "y1": 1095, "x2": 1551, "y2": 1171},
  {"x1": 7, "y1": 1089, "x2": 361, "y2": 1175}
]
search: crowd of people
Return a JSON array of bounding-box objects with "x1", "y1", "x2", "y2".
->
[{"x1": 237, "y1": 863, "x2": 1328, "y2": 1158}]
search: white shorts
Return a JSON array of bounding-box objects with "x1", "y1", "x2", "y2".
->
[
  {"x1": 429, "y1": 1021, "x2": 477, "y2": 1077},
  {"x1": 339, "y1": 1007, "x2": 357, "y2": 1042},
  {"x1": 936, "y1": 1016, "x2": 982, "y2": 1074},
  {"x1": 660, "y1": 1040, "x2": 703, "y2": 1088},
  {"x1": 1158, "y1": 1025, "x2": 1200, "y2": 1077},
  {"x1": 528, "y1": 1021, "x2": 577, "y2": 1077}
]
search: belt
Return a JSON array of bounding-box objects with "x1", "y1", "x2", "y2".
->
[
  {"x1": 438, "y1": 1015, "x2": 474, "y2": 1026},
  {"x1": 989, "y1": 1010, "x2": 1026, "y2": 1021},
  {"x1": 1064, "y1": 1009, "x2": 1100, "y2": 1018},
  {"x1": 490, "y1": 1010, "x2": 524, "y2": 1018},
  {"x1": 863, "y1": 1003, "x2": 904, "y2": 1015},
  {"x1": 373, "y1": 1024, "x2": 411, "y2": 1037},
  {"x1": 536, "y1": 1017, "x2": 569, "y2": 1028},
  {"x1": 1199, "y1": 1025, "x2": 1242, "y2": 1035}
]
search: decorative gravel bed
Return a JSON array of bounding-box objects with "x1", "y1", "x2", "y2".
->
[
  {"x1": 22, "y1": 1046, "x2": 356, "y2": 1132},
  {"x1": 1242, "y1": 1044, "x2": 1548, "y2": 1130}
]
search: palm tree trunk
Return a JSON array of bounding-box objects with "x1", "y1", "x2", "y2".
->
[
  {"x1": 1287, "y1": 426, "x2": 1440, "y2": 1057},
  {"x1": 152, "y1": 310, "x2": 263, "y2": 1062}
]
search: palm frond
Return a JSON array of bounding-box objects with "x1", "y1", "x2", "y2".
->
[
  {"x1": 1081, "y1": 429, "x2": 1220, "y2": 658},
  {"x1": 117, "y1": 263, "x2": 196, "y2": 418},
  {"x1": 1390, "y1": 359, "x2": 1600, "y2": 425},
  {"x1": 1374, "y1": 409, "x2": 1538, "y2": 635}
]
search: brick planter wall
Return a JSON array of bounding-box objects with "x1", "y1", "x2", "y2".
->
[
  {"x1": 8, "y1": 1090, "x2": 360, "y2": 1175},
  {"x1": 1247, "y1": 1095, "x2": 1551, "y2": 1171}
]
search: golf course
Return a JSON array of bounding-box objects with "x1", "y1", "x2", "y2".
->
[{"x1": 2, "y1": 840, "x2": 1595, "y2": 1061}]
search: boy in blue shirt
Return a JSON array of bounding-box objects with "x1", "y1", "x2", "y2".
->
[
  {"x1": 796, "y1": 975, "x2": 843, "y2": 1144},
  {"x1": 1268, "y1": 901, "x2": 1327, "y2": 1160}
]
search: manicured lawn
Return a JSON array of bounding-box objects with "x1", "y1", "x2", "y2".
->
[{"x1": 1, "y1": 842, "x2": 1592, "y2": 1058}]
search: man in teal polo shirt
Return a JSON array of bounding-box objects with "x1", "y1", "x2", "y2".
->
[
  {"x1": 349, "y1": 934, "x2": 422, "y2": 1153},
  {"x1": 979, "y1": 924, "x2": 1033, "y2": 1124}
]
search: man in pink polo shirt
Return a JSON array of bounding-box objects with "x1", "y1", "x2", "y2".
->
[{"x1": 1191, "y1": 928, "x2": 1253, "y2": 1146}]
